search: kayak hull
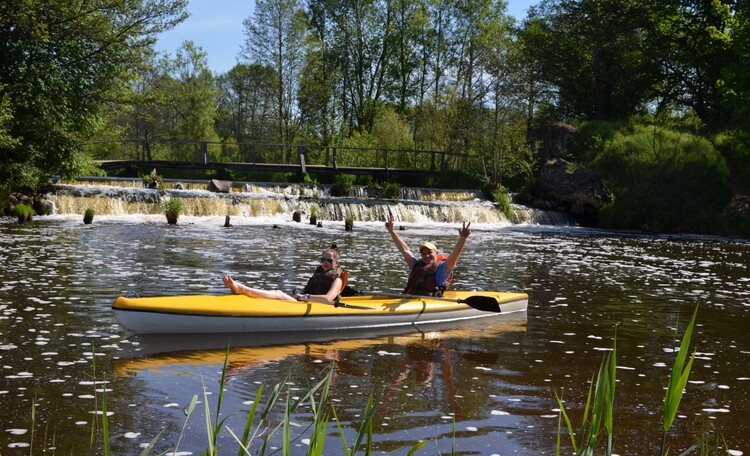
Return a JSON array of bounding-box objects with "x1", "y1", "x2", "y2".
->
[{"x1": 112, "y1": 290, "x2": 528, "y2": 334}]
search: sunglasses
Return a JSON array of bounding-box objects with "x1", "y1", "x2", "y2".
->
[{"x1": 319, "y1": 257, "x2": 334, "y2": 264}]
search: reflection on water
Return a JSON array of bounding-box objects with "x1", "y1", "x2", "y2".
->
[{"x1": 1, "y1": 216, "x2": 749, "y2": 455}]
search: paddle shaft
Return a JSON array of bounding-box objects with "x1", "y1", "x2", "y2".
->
[{"x1": 364, "y1": 291, "x2": 502, "y2": 313}]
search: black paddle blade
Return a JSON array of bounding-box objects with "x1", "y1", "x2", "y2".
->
[{"x1": 460, "y1": 296, "x2": 501, "y2": 312}]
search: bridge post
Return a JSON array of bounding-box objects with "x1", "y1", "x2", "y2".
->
[
  {"x1": 201, "y1": 142, "x2": 208, "y2": 164},
  {"x1": 441, "y1": 152, "x2": 446, "y2": 171},
  {"x1": 333, "y1": 147, "x2": 338, "y2": 170},
  {"x1": 298, "y1": 145, "x2": 307, "y2": 174},
  {"x1": 431, "y1": 151, "x2": 436, "y2": 171}
]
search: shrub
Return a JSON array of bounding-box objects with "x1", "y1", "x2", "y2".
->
[
  {"x1": 490, "y1": 186, "x2": 513, "y2": 221},
  {"x1": 332, "y1": 174, "x2": 356, "y2": 197},
  {"x1": 142, "y1": 169, "x2": 162, "y2": 188},
  {"x1": 83, "y1": 207, "x2": 95, "y2": 224},
  {"x1": 591, "y1": 123, "x2": 731, "y2": 233},
  {"x1": 14, "y1": 202, "x2": 34, "y2": 223},
  {"x1": 162, "y1": 197, "x2": 184, "y2": 224},
  {"x1": 382, "y1": 181, "x2": 401, "y2": 200}
]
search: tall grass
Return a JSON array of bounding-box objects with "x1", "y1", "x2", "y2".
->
[{"x1": 554, "y1": 304, "x2": 722, "y2": 456}]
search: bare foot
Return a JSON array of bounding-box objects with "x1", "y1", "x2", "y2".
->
[{"x1": 222, "y1": 275, "x2": 241, "y2": 294}]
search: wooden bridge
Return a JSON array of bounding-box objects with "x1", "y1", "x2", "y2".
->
[{"x1": 94, "y1": 141, "x2": 470, "y2": 179}]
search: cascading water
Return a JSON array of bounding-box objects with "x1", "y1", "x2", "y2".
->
[{"x1": 45, "y1": 177, "x2": 573, "y2": 225}]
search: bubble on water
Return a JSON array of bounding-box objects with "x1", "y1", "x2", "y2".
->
[
  {"x1": 377, "y1": 351, "x2": 400, "y2": 356},
  {"x1": 78, "y1": 394, "x2": 95, "y2": 399},
  {"x1": 89, "y1": 411, "x2": 115, "y2": 416},
  {"x1": 6, "y1": 429, "x2": 27, "y2": 435},
  {"x1": 727, "y1": 450, "x2": 743, "y2": 456},
  {"x1": 466, "y1": 426, "x2": 478, "y2": 431},
  {"x1": 718, "y1": 385, "x2": 730, "y2": 389},
  {"x1": 550, "y1": 340, "x2": 564, "y2": 344},
  {"x1": 8, "y1": 442, "x2": 30, "y2": 448},
  {"x1": 702, "y1": 408, "x2": 730, "y2": 413},
  {"x1": 491, "y1": 410, "x2": 509, "y2": 415},
  {"x1": 475, "y1": 366, "x2": 491, "y2": 371},
  {"x1": 75, "y1": 421, "x2": 87, "y2": 425},
  {"x1": 0, "y1": 344, "x2": 17, "y2": 350},
  {"x1": 124, "y1": 432, "x2": 140, "y2": 439},
  {"x1": 164, "y1": 403, "x2": 180, "y2": 408},
  {"x1": 653, "y1": 362, "x2": 667, "y2": 367}
]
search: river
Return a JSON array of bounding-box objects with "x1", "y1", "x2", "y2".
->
[{"x1": 0, "y1": 182, "x2": 748, "y2": 455}]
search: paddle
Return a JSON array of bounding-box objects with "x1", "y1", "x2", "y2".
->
[{"x1": 365, "y1": 291, "x2": 502, "y2": 313}]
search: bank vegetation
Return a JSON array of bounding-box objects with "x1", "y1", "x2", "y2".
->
[{"x1": 1, "y1": 0, "x2": 749, "y2": 236}]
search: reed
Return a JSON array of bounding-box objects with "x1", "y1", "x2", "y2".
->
[{"x1": 554, "y1": 304, "x2": 720, "y2": 456}]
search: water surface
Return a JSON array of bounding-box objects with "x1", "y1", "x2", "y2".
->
[{"x1": 0, "y1": 215, "x2": 748, "y2": 455}]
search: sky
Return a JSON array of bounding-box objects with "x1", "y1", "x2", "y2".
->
[{"x1": 155, "y1": 0, "x2": 538, "y2": 75}]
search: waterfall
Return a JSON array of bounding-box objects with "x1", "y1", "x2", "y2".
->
[{"x1": 46, "y1": 178, "x2": 572, "y2": 225}]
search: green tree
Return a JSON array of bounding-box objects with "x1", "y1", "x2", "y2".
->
[
  {"x1": 216, "y1": 63, "x2": 277, "y2": 144},
  {"x1": 242, "y1": 0, "x2": 307, "y2": 153},
  {"x1": 328, "y1": 0, "x2": 396, "y2": 134},
  {"x1": 109, "y1": 51, "x2": 174, "y2": 161},
  {"x1": 297, "y1": 0, "x2": 339, "y2": 144},
  {"x1": 166, "y1": 41, "x2": 219, "y2": 160},
  {"x1": 519, "y1": 0, "x2": 660, "y2": 120},
  {"x1": 646, "y1": 0, "x2": 739, "y2": 130},
  {"x1": 0, "y1": 0, "x2": 187, "y2": 191}
]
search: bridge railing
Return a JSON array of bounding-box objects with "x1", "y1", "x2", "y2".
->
[{"x1": 89, "y1": 139, "x2": 472, "y2": 174}]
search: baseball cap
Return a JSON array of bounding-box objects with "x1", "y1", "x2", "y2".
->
[{"x1": 419, "y1": 242, "x2": 438, "y2": 252}]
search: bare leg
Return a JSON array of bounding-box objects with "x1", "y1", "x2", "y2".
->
[{"x1": 223, "y1": 276, "x2": 296, "y2": 302}]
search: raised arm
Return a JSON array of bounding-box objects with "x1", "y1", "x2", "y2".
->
[
  {"x1": 385, "y1": 215, "x2": 416, "y2": 266},
  {"x1": 443, "y1": 222, "x2": 471, "y2": 271}
]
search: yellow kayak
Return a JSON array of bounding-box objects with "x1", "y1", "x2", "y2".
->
[{"x1": 112, "y1": 290, "x2": 528, "y2": 334}]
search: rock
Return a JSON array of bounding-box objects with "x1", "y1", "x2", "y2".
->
[
  {"x1": 208, "y1": 179, "x2": 232, "y2": 193},
  {"x1": 34, "y1": 197, "x2": 54, "y2": 216},
  {"x1": 175, "y1": 182, "x2": 184, "y2": 190},
  {"x1": 535, "y1": 159, "x2": 612, "y2": 219},
  {"x1": 528, "y1": 122, "x2": 577, "y2": 164}
]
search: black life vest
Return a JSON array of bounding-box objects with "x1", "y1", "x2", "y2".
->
[
  {"x1": 303, "y1": 266, "x2": 342, "y2": 295},
  {"x1": 403, "y1": 260, "x2": 447, "y2": 296}
]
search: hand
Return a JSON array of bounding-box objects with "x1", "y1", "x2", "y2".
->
[
  {"x1": 385, "y1": 215, "x2": 395, "y2": 233},
  {"x1": 458, "y1": 221, "x2": 471, "y2": 238}
]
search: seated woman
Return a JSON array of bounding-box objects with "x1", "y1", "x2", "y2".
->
[{"x1": 222, "y1": 244, "x2": 344, "y2": 303}]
